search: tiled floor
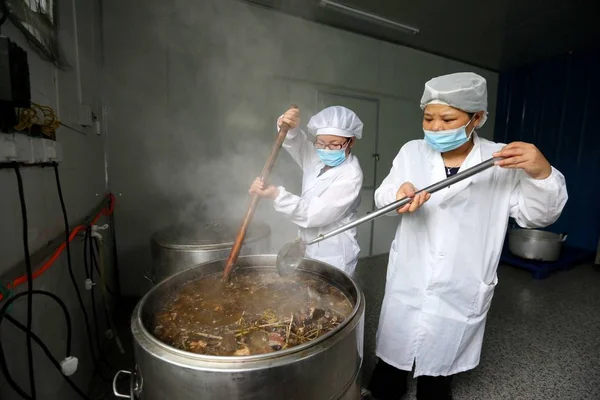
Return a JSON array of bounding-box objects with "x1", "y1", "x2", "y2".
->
[
  {"x1": 355, "y1": 256, "x2": 600, "y2": 400},
  {"x1": 90, "y1": 257, "x2": 600, "y2": 399}
]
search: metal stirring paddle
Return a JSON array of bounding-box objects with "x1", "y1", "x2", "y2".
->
[{"x1": 276, "y1": 157, "x2": 501, "y2": 276}]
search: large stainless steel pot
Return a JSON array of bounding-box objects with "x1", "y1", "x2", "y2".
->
[
  {"x1": 115, "y1": 255, "x2": 365, "y2": 400},
  {"x1": 508, "y1": 228, "x2": 567, "y2": 262},
  {"x1": 148, "y1": 222, "x2": 270, "y2": 283}
]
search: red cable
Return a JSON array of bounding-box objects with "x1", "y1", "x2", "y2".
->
[{"x1": 0, "y1": 194, "x2": 116, "y2": 301}]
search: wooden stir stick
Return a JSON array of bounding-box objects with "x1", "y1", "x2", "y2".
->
[{"x1": 223, "y1": 106, "x2": 297, "y2": 280}]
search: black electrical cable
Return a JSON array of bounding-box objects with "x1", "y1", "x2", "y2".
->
[
  {"x1": 52, "y1": 163, "x2": 97, "y2": 362},
  {"x1": 14, "y1": 166, "x2": 37, "y2": 399},
  {"x1": 0, "y1": 290, "x2": 74, "y2": 397},
  {"x1": 75, "y1": 219, "x2": 118, "y2": 383},
  {"x1": 0, "y1": 164, "x2": 119, "y2": 397},
  {"x1": 89, "y1": 233, "x2": 114, "y2": 332},
  {"x1": 85, "y1": 228, "x2": 102, "y2": 352},
  {"x1": 84, "y1": 230, "x2": 122, "y2": 380},
  {"x1": 83, "y1": 226, "x2": 91, "y2": 279},
  {"x1": 52, "y1": 165, "x2": 122, "y2": 384},
  {"x1": 82, "y1": 228, "x2": 99, "y2": 329},
  {"x1": 0, "y1": 331, "x2": 33, "y2": 400},
  {"x1": 0, "y1": 290, "x2": 72, "y2": 355},
  {"x1": 0, "y1": 326, "x2": 31, "y2": 398},
  {"x1": 53, "y1": 165, "x2": 117, "y2": 385},
  {"x1": 3, "y1": 315, "x2": 91, "y2": 400},
  {"x1": 90, "y1": 234, "x2": 115, "y2": 297},
  {"x1": 108, "y1": 213, "x2": 122, "y2": 298},
  {"x1": 82, "y1": 226, "x2": 108, "y2": 367}
]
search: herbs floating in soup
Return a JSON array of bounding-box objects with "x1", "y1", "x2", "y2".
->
[{"x1": 151, "y1": 270, "x2": 353, "y2": 356}]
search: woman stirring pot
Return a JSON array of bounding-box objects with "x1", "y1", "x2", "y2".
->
[
  {"x1": 367, "y1": 72, "x2": 568, "y2": 399},
  {"x1": 250, "y1": 106, "x2": 364, "y2": 276}
]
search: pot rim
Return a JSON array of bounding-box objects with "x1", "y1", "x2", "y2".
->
[
  {"x1": 151, "y1": 222, "x2": 271, "y2": 251},
  {"x1": 133, "y1": 255, "x2": 363, "y2": 363}
]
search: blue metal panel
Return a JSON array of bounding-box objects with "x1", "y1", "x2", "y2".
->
[{"x1": 494, "y1": 51, "x2": 600, "y2": 252}]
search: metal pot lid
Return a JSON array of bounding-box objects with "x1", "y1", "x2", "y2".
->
[{"x1": 152, "y1": 221, "x2": 271, "y2": 250}]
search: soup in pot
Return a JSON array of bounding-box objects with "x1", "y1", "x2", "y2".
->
[{"x1": 151, "y1": 269, "x2": 353, "y2": 356}]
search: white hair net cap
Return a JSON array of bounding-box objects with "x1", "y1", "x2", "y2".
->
[
  {"x1": 307, "y1": 106, "x2": 363, "y2": 139},
  {"x1": 420, "y1": 72, "x2": 489, "y2": 128}
]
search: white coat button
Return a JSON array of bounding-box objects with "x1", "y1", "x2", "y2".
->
[{"x1": 438, "y1": 253, "x2": 445, "y2": 258}]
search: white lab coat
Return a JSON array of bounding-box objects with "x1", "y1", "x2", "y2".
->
[
  {"x1": 374, "y1": 134, "x2": 567, "y2": 377},
  {"x1": 273, "y1": 128, "x2": 363, "y2": 276}
]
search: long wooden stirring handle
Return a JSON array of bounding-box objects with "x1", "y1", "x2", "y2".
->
[{"x1": 223, "y1": 108, "x2": 297, "y2": 280}]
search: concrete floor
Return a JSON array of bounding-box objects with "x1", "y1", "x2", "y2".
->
[{"x1": 89, "y1": 256, "x2": 600, "y2": 399}]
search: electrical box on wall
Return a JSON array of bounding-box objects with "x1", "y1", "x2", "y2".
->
[
  {"x1": 41, "y1": 138, "x2": 62, "y2": 162},
  {"x1": 13, "y1": 132, "x2": 33, "y2": 163},
  {"x1": 0, "y1": 132, "x2": 62, "y2": 164},
  {"x1": 0, "y1": 36, "x2": 31, "y2": 133},
  {"x1": 29, "y1": 137, "x2": 63, "y2": 163},
  {"x1": 0, "y1": 133, "x2": 18, "y2": 161},
  {"x1": 0, "y1": 37, "x2": 30, "y2": 106}
]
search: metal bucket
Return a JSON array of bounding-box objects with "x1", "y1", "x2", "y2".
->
[
  {"x1": 115, "y1": 255, "x2": 365, "y2": 400},
  {"x1": 508, "y1": 228, "x2": 567, "y2": 262},
  {"x1": 148, "y1": 222, "x2": 271, "y2": 284}
]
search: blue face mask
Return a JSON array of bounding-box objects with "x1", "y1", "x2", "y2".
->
[
  {"x1": 316, "y1": 149, "x2": 346, "y2": 167},
  {"x1": 423, "y1": 116, "x2": 475, "y2": 153}
]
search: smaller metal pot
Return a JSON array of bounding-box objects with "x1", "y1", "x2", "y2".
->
[
  {"x1": 508, "y1": 228, "x2": 567, "y2": 262},
  {"x1": 148, "y1": 221, "x2": 271, "y2": 284}
]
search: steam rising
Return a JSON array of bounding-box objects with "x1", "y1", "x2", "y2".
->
[{"x1": 145, "y1": 0, "x2": 316, "y2": 248}]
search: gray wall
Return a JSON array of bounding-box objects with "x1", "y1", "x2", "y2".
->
[
  {"x1": 0, "y1": 1, "x2": 109, "y2": 399},
  {"x1": 103, "y1": 0, "x2": 499, "y2": 296}
]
